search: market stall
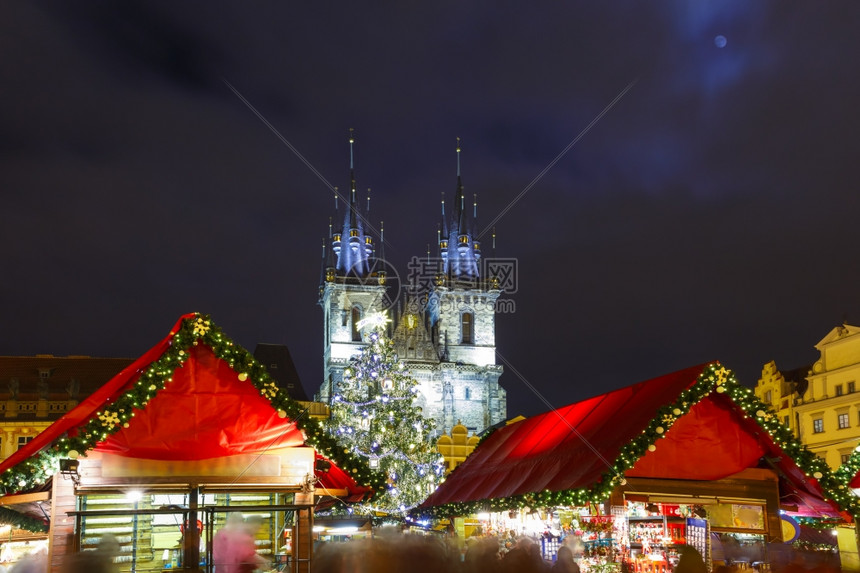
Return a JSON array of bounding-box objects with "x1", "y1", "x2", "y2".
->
[
  {"x1": 0, "y1": 314, "x2": 381, "y2": 573},
  {"x1": 416, "y1": 362, "x2": 849, "y2": 572}
]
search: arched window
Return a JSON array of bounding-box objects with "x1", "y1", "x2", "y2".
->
[
  {"x1": 461, "y1": 312, "x2": 474, "y2": 344},
  {"x1": 351, "y1": 306, "x2": 362, "y2": 341},
  {"x1": 464, "y1": 387, "x2": 471, "y2": 400}
]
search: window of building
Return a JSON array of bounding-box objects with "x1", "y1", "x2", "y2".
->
[
  {"x1": 764, "y1": 390, "x2": 772, "y2": 404},
  {"x1": 783, "y1": 415, "x2": 790, "y2": 427},
  {"x1": 813, "y1": 418, "x2": 824, "y2": 433},
  {"x1": 351, "y1": 306, "x2": 362, "y2": 342},
  {"x1": 839, "y1": 413, "x2": 850, "y2": 429},
  {"x1": 849, "y1": 381, "x2": 856, "y2": 394},
  {"x1": 464, "y1": 388, "x2": 471, "y2": 400},
  {"x1": 842, "y1": 453, "x2": 852, "y2": 464},
  {"x1": 835, "y1": 384, "x2": 844, "y2": 396},
  {"x1": 17, "y1": 436, "x2": 32, "y2": 450},
  {"x1": 461, "y1": 312, "x2": 474, "y2": 344}
]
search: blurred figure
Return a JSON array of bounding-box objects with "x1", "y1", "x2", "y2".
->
[
  {"x1": 463, "y1": 536, "x2": 500, "y2": 573},
  {"x1": 61, "y1": 535, "x2": 119, "y2": 573},
  {"x1": 551, "y1": 545, "x2": 579, "y2": 573},
  {"x1": 501, "y1": 537, "x2": 548, "y2": 573},
  {"x1": 674, "y1": 545, "x2": 707, "y2": 573},
  {"x1": 314, "y1": 535, "x2": 451, "y2": 573},
  {"x1": 62, "y1": 533, "x2": 122, "y2": 573},
  {"x1": 9, "y1": 548, "x2": 47, "y2": 573},
  {"x1": 213, "y1": 514, "x2": 268, "y2": 573}
]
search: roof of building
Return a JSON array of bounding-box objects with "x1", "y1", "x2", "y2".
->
[
  {"x1": 0, "y1": 355, "x2": 133, "y2": 404},
  {"x1": 779, "y1": 364, "x2": 812, "y2": 395},
  {"x1": 0, "y1": 314, "x2": 381, "y2": 513},
  {"x1": 417, "y1": 362, "x2": 850, "y2": 520},
  {"x1": 252, "y1": 343, "x2": 309, "y2": 401}
]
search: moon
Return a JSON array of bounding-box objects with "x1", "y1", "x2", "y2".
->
[{"x1": 714, "y1": 35, "x2": 727, "y2": 48}]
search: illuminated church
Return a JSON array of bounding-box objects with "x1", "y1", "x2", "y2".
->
[{"x1": 316, "y1": 136, "x2": 507, "y2": 436}]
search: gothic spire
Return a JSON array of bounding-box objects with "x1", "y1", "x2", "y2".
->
[
  {"x1": 439, "y1": 138, "x2": 480, "y2": 282},
  {"x1": 324, "y1": 129, "x2": 375, "y2": 279}
]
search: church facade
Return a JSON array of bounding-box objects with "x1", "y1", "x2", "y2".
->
[{"x1": 316, "y1": 138, "x2": 507, "y2": 436}]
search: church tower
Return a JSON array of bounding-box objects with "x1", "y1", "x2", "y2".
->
[
  {"x1": 318, "y1": 131, "x2": 387, "y2": 402},
  {"x1": 318, "y1": 137, "x2": 507, "y2": 436},
  {"x1": 392, "y1": 140, "x2": 506, "y2": 435}
]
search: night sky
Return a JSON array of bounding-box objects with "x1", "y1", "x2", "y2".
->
[{"x1": 3, "y1": 2, "x2": 860, "y2": 419}]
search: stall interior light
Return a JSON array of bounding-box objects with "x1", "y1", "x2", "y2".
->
[
  {"x1": 328, "y1": 527, "x2": 358, "y2": 534},
  {"x1": 312, "y1": 526, "x2": 326, "y2": 532},
  {"x1": 476, "y1": 512, "x2": 490, "y2": 521},
  {"x1": 646, "y1": 496, "x2": 719, "y2": 505}
]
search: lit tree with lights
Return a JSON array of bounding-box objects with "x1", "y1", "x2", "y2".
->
[{"x1": 328, "y1": 312, "x2": 446, "y2": 516}]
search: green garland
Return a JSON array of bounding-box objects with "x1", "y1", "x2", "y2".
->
[
  {"x1": 792, "y1": 540, "x2": 836, "y2": 552},
  {"x1": 0, "y1": 507, "x2": 48, "y2": 533},
  {"x1": 835, "y1": 447, "x2": 860, "y2": 486},
  {"x1": 412, "y1": 362, "x2": 859, "y2": 520},
  {"x1": 794, "y1": 516, "x2": 844, "y2": 530},
  {"x1": 0, "y1": 314, "x2": 385, "y2": 499}
]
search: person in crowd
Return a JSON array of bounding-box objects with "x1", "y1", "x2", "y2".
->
[
  {"x1": 213, "y1": 514, "x2": 268, "y2": 573},
  {"x1": 9, "y1": 548, "x2": 46, "y2": 573},
  {"x1": 61, "y1": 534, "x2": 119, "y2": 573},
  {"x1": 673, "y1": 545, "x2": 707, "y2": 573},
  {"x1": 501, "y1": 537, "x2": 548, "y2": 573},
  {"x1": 552, "y1": 545, "x2": 580, "y2": 573},
  {"x1": 463, "y1": 536, "x2": 501, "y2": 573}
]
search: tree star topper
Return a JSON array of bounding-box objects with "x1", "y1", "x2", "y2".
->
[{"x1": 357, "y1": 311, "x2": 391, "y2": 332}]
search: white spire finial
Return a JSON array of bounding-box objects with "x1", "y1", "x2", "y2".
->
[{"x1": 349, "y1": 128, "x2": 355, "y2": 170}]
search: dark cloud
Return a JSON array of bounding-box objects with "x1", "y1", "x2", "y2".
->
[{"x1": 2, "y1": 1, "x2": 860, "y2": 417}]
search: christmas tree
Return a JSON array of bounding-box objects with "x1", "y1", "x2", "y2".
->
[{"x1": 329, "y1": 312, "x2": 446, "y2": 515}]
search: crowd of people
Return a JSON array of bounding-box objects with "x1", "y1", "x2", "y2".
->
[
  {"x1": 0, "y1": 526, "x2": 841, "y2": 573},
  {"x1": 315, "y1": 533, "x2": 626, "y2": 573},
  {"x1": 314, "y1": 533, "x2": 839, "y2": 573}
]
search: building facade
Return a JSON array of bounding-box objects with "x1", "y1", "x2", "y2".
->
[
  {"x1": 754, "y1": 360, "x2": 808, "y2": 437},
  {"x1": 0, "y1": 355, "x2": 133, "y2": 461},
  {"x1": 755, "y1": 323, "x2": 860, "y2": 469},
  {"x1": 317, "y1": 139, "x2": 507, "y2": 436}
]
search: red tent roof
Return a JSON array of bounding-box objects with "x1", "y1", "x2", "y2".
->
[
  {"x1": 0, "y1": 314, "x2": 376, "y2": 501},
  {"x1": 419, "y1": 362, "x2": 843, "y2": 519}
]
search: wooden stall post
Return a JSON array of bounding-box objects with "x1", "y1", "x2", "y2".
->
[
  {"x1": 48, "y1": 474, "x2": 77, "y2": 572},
  {"x1": 184, "y1": 487, "x2": 200, "y2": 572}
]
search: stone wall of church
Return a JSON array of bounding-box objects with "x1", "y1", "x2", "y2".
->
[
  {"x1": 320, "y1": 284, "x2": 507, "y2": 436},
  {"x1": 409, "y1": 363, "x2": 505, "y2": 436}
]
